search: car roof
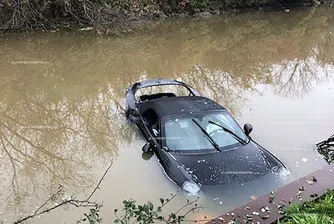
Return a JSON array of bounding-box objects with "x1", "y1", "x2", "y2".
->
[{"x1": 138, "y1": 96, "x2": 226, "y2": 118}]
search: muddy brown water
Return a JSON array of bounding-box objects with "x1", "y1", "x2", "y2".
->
[{"x1": 1, "y1": 6, "x2": 334, "y2": 223}]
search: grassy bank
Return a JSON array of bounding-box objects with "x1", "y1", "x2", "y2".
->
[
  {"x1": 279, "y1": 190, "x2": 334, "y2": 224},
  {"x1": 0, "y1": 0, "x2": 327, "y2": 32}
]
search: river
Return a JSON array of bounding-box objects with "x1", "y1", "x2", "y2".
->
[{"x1": 0, "y1": 5, "x2": 334, "y2": 223}]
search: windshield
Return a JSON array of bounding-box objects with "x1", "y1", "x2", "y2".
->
[{"x1": 162, "y1": 111, "x2": 247, "y2": 152}]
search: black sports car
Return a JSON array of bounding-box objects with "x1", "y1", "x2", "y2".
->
[{"x1": 125, "y1": 79, "x2": 289, "y2": 194}]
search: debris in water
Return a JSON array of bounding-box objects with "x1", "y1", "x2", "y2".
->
[
  {"x1": 305, "y1": 178, "x2": 316, "y2": 185},
  {"x1": 197, "y1": 159, "x2": 206, "y2": 163},
  {"x1": 78, "y1": 27, "x2": 93, "y2": 31},
  {"x1": 310, "y1": 193, "x2": 319, "y2": 198},
  {"x1": 265, "y1": 206, "x2": 270, "y2": 211},
  {"x1": 62, "y1": 193, "x2": 73, "y2": 201},
  {"x1": 261, "y1": 215, "x2": 270, "y2": 219},
  {"x1": 220, "y1": 201, "x2": 223, "y2": 205},
  {"x1": 261, "y1": 207, "x2": 266, "y2": 213},
  {"x1": 245, "y1": 206, "x2": 250, "y2": 210},
  {"x1": 269, "y1": 192, "x2": 275, "y2": 203},
  {"x1": 302, "y1": 158, "x2": 308, "y2": 162},
  {"x1": 245, "y1": 214, "x2": 253, "y2": 221},
  {"x1": 252, "y1": 211, "x2": 259, "y2": 216},
  {"x1": 218, "y1": 217, "x2": 224, "y2": 221}
]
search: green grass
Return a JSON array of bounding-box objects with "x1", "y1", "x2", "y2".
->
[{"x1": 279, "y1": 190, "x2": 334, "y2": 224}]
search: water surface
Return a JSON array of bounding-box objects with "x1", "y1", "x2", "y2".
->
[{"x1": 0, "y1": 6, "x2": 334, "y2": 223}]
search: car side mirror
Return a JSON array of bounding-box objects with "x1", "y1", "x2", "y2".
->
[
  {"x1": 142, "y1": 142, "x2": 153, "y2": 153},
  {"x1": 244, "y1": 123, "x2": 253, "y2": 136},
  {"x1": 142, "y1": 151, "x2": 154, "y2": 160}
]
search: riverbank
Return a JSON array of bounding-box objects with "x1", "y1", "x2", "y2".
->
[
  {"x1": 0, "y1": 0, "x2": 332, "y2": 33},
  {"x1": 280, "y1": 190, "x2": 334, "y2": 224},
  {"x1": 208, "y1": 163, "x2": 334, "y2": 223}
]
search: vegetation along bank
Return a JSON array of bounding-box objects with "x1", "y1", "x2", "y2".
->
[{"x1": 0, "y1": 0, "x2": 332, "y2": 32}]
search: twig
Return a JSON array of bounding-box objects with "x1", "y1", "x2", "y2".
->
[
  {"x1": 14, "y1": 160, "x2": 113, "y2": 224},
  {"x1": 183, "y1": 206, "x2": 203, "y2": 217},
  {"x1": 14, "y1": 199, "x2": 97, "y2": 224},
  {"x1": 85, "y1": 160, "x2": 113, "y2": 201},
  {"x1": 175, "y1": 197, "x2": 199, "y2": 214},
  {"x1": 161, "y1": 191, "x2": 179, "y2": 209},
  {"x1": 182, "y1": 218, "x2": 209, "y2": 222},
  {"x1": 34, "y1": 188, "x2": 62, "y2": 215}
]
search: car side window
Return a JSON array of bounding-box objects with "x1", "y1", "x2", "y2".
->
[{"x1": 142, "y1": 108, "x2": 159, "y2": 137}]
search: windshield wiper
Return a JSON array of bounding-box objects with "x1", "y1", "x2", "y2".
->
[
  {"x1": 208, "y1": 120, "x2": 248, "y2": 145},
  {"x1": 191, "y1": 119, "x2": 221, "y2": 152}
]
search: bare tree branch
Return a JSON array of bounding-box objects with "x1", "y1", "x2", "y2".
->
[{"x1": 13, "y1": 159, "x2": 113, "y2": 224}]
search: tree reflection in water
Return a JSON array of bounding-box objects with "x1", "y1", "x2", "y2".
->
[
  {"x1": 0, "y1": 5, "x2": 334, "y2": 221},
  {"x1": 0, "y1": 77, "x2": 133, "y2": 215}
]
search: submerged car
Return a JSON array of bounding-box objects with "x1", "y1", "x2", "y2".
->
[{"x1": 125, "y1": 79, "x2": 289, "y2": 194}]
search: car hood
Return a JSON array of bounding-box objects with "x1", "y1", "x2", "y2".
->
[{"x1": 169, "y1": 141, "x2": 284, "y2": 186}]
